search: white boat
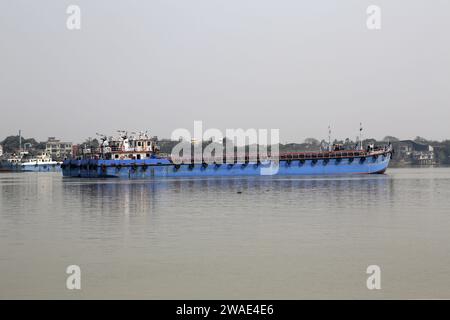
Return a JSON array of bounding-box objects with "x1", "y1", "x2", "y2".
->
[{"x1": 0, "y1": 152, "x2": 61, "y2": 172}]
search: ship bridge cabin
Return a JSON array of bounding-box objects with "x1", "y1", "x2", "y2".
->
[
  {"x1": 109, "y1": 150, "x2": 153, "y2": 161},
  {"x1": 100, "y1": 134, "x2": 159, "y2": 161}
]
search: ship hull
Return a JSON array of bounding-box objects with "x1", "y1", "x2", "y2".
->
[{"x1": 62, "y1": 153, "x2": 391, "y2": 178}]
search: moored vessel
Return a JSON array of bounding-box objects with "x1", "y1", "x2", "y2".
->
[
  {"x1": 61, "y1": 132, "x2": 393, "y2": 178},
  {"x1": 0, "y1": 152, "x2": 62, "y2": 172}
]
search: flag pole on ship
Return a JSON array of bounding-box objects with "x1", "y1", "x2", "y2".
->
[
  {"x1": 328, "y1": 125, "x2": 331, "y2": 151},
  {"x1": 359, "y1": 122, "x2": 363, "y2": 150}
]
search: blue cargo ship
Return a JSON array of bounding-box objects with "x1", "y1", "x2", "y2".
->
[{"x1": 62, "y1": 132, "x2": 392, "y2": 178}]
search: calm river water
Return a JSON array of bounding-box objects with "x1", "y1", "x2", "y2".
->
[{"x1": 1, "y1": 168, "x2": 449, "y2": 299}]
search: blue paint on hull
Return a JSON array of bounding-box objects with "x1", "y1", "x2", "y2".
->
[{"x1": 62, "y1": 154, "x2": 391, "y2": 178}]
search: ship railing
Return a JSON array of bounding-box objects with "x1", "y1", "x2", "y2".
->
[
  {"x1": 170, "y1": 154, "x2": 270, "y2": 164},
  {"x1": 82, "y1": 146, "x2": 153, "y2": 154},
  {"x1": 170, "y1": 148, "x2": 390, "y2": 164}
]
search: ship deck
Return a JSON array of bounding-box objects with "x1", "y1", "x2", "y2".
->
[{"x1": 174, "y1": 149, "x2": 391, "y2": 164}]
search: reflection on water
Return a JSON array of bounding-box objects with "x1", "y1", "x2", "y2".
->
[
  {"x1": 1, "y1": 169, "x2": 450, "y2": 299},
  {"x1": 60, "y1": 175, "x2": 392, "y2": 215}
]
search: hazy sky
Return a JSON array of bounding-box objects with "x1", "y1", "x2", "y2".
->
[{"x1": 0, "y1": 0, "x2": 449, "y2": 143}]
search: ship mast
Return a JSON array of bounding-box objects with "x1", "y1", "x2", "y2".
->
[
  {"x1": 359, "y1": 122, "x2": 363, "y2": 150},
  {"x1": 328, "y1": 125, "x2": 331, "y2": 151},
  {"x1": 19, "y1": 129, "x2": 22, "y2": 153}
]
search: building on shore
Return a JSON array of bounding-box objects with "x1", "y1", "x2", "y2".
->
[
  {"x1": 45, "y1": 137, "x2": 73, "y2": 160},
  {"x1": 393, "y1": 140, "x2": 435, "y2": 165},
  {"x1": 0, "y1": 144, "x2": 3, "y2": 157},
  {"x1": 71, "y1": 144, "x2": 81, "y2": 158}
]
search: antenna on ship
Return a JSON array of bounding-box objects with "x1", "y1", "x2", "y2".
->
[
  {"x1": 96, "y1": 132, "x2": 108, "y2": 142},
  {"x1": 359, "y1": 122, "x2": 363, "y2": 150},
  {"x1": 328, "y1": 125, "x2": 331, "y2": 151}
]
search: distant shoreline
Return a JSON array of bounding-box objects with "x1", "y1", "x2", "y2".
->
[{"x1": 389, "y1": 163, "x2": 449, "y2": 168}]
